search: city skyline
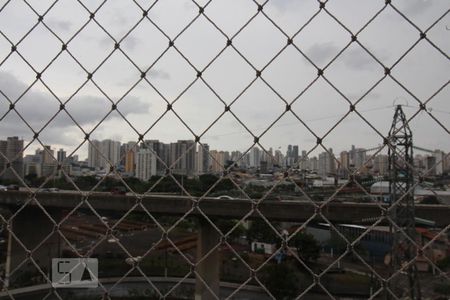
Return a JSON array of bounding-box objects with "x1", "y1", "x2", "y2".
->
[
  {"x1": 2, "y1": 135, "x2": 448, "y2": 184},
  {"x1": 10, "y1": 134, "x2": 450, "y2": 162}
]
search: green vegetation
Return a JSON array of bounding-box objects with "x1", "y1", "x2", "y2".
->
[
  {"x1": 247, "y1": 219, "x2": 279, "y2": 244},
  {"x1": 215, "y1": 219, "x2": 245, "y2": 241},
  {"x1": 11, "y1": 268, "x2": 47, "y2": 288},
  {"x1": 23, "y1": 174, "x2": 240, "y2": 197},
  {"x1": 263, "y1": 263, "x2": 301, "y2": 300},
  {"x1": 290, "y1": 232, "x2": 320, "y2": 263},
  {"x1": 98, "y1": 255, "x2": 191, "y2": 278},
  {"x1": 434, "y1": 282, "x2": 450, "y2": 296},
  {"x1": 437, "y1": 256, "x2": 450, "y2": 271}
]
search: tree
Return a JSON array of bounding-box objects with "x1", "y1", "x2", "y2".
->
[
  {"x1": 74, "y1": 175, "x2": 98, "y2": 190},
  {"x1": 215, "y1": 219, "x2": 245, "y2": 241},
  {"x1": 264, "y1": 263, "x2": 300, "y2": 300},
  {"x1": 151, "y1": 176, "x2": 180, "y2": 192},
  {"x1": 247, "y1": 219, "x2": 278, "y2": 244},
  {"x1": 24, "y1": 174, "x2": 45, "y2": 187},
  {"x1": 199, "y1": 174, "x2": 236, "y2": 194},
  {"x1": 199, "y1": 174, "x2": 219, "y2": 189},
  {"x1": 291, "y1": 232, "x2": 320, "y2": 263},
  {"x1": 124, "y1": 177, "x2": 148, "y2": 193}
]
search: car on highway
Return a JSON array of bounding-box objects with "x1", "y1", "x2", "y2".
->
[
  {"x1": 125, "y1": 256, "x2": 142, "y2": 265},
  {"x1": 215, "y1": 195, "x2": 234, "y2": 200},
  {"x1": 6, "y1": 184, "x2": 19, "y2": 191},
  {"x1": 41, "y1": 187, "x2": 60, "y2": 192},
  {"x1": 111, "y1": 186, "x2": 127, "y2": 195},
  {"x1": 0, "y1": 185, "x2": 7, "y2": 191}
]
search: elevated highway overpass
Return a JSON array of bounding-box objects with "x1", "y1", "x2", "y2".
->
[
  {"x1": 0, "y1": 190, "x2": 448, "y2": 299},
  {"x1": 0, "y1": 190, "x2": 449, "y2": 226}
]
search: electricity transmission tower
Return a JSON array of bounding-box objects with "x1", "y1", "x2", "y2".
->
[{"x1": 388, "y1": 105, "x2": 421, "y2": 299}]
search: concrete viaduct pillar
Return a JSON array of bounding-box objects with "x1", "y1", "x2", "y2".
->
[
  {"x1": 195, "y1": 218, "x2": 221, "y2": 300},
  {"x1": 4, "y1": 207, "x2": 62, "y2": 289}
]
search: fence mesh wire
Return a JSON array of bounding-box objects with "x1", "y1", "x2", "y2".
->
[{"x1": 0, "y1": 0, "x2": 449, "y2": 299}]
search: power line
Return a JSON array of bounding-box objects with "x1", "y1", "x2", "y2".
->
[{"x1": 203, "y1": 105, "x2": 393, "y2": 139}]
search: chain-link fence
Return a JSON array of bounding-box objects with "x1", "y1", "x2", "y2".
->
[{"x1": 0, "y1": 0, "x2": 449, "y2": 299}]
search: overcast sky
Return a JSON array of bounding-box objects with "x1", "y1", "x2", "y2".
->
[{"x1": 0, "y1": 0, "x2": 448, "y2": 160}]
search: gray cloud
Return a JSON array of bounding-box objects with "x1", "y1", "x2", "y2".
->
[
  {"x1": 46, "y1": 19, "x2": 72, "y2": 32},
  {"x1": 347, "y1": 92, "x2": 382, "y2": 103},
  {"x1": 306, "y1": 42, "x2": 339, "y2": 65},
  {"x1": 341, "y1": 48, "x2": 379, "y2": 70},
  {"x1": 100, "y1": 34, "x2": 141, "y2": 51},
  {"x1": 122, "y1": 35, "x2": 140, "y2": 51},
  {"x1": 306, "y1": 42, "x2": 384, "y2": 70},
  {"x1": 99, "y1": 36, "x2": 116, "y2": 48},
  {"x1": 400, "y1": 0, "x2": 433, "y2": 16},
  {"x1": 266, "y1": 0, "x2": 305, "y2": 12},
  {"x1": 0, "y1": 71, "x2": 150, "y2": 146},
  {"x1": 116, "y1": 68, "x2": 171, "y2": 88},
  {"x1": 148, "y1": 69, "x2": 170, "y2": 80}
]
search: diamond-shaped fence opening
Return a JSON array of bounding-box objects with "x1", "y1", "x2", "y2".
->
[{"x1": 0, "y1": 1, "x2": 449, "y2": 299}]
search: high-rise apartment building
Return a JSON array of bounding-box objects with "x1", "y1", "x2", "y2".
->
[
  {"x1": 41, "y1": 145, "x2": 58, "y2": 177},
  {"x1": 136, "y1": 148, "x2": 157, "y2": 181},
  {"x1": 88, "y1": 139, "x2": 121, "y2": 170},
  {"x1": 310, "y1": 157, "x2": 318, "y2": 173},
  {"x1": 285, "y1": 144, "x2": 299, "y2": 166},
  {"x1": 348, "y1": 145, "x2": 366, "y2": 169},
  {"x1": 292, "y1": 145, "x2": 299, "y2": 164},
  {"x1": 337, "y1": 151, "x2": 349, "y2": 178},
  {"x1": 42, "y1": 145, "x2": 55, "y2": 164},
  {"x1": 24, "y1": 149, "x2": 43, "y2": 177},
  {"x1": 123, "y1": 142, "x2": 137, "y2": 175},
  {"x1": 445, "y1": 155, "x2": 450, "y2": 173},
  {"x1": 299, "y1": 150, "x2": 309, "y2": 170},
  {"x1": 230, "y1": 151, "x2": 243, "y2": 168},
  {"x1": 101, "y1": 139, "x2": 121, "y2": 169},
  {"x1": 249, "y1": 147, "x2": 260, "y2": 168},
  {"x1": 274, "y1": 150, "x2": 284, "y2": 167},
  {"x1": 209, "y1": 150, "x2": 220, "y2": 173},
  {"x1": 0, "y1": 140, "x2": 6, "y2": 176},
  {"x1": 196, "y1": 143, "x2": 210, "y2": 175},
  {"x1": 318, "y1": 148, "x2": 336, "y2": 178},
  {"x1": 88, "y1": 140, "x2": 101, "y2": 169},
  {"x1": 426, "y1": 156, "x2": 437, "y2": 176},
  {"x1": 144, "y1": 140, "x2": 170, "y2": 175},
  {"x1": 434, "y1": 150, "x2": 445, "y2": 175},
  {"x1": 373, "y1": 154, "x2": 389, "y2": 176},
  {"x1": 264, "y1": 147, "x2": 274, "y2": 169},
  {"x1": 57, "y1": 148, "x2": 66, "y2": 163},
  {"x1": 414, "y1": 154, "x2": 425, "y2": 171},
  {"x1": 0, "y1": 136, "x2": 24, "y2": 180},
  {"x1": 170, "y1": 140, "x2": 196, "y2": 176},
  {"x1": 340, "y1": 151, "x2": 349, "y2": 170}
]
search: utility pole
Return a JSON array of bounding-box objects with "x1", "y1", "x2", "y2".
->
[{"x1": 388, "y1": 105, "x2": 421, "y2": 299}]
